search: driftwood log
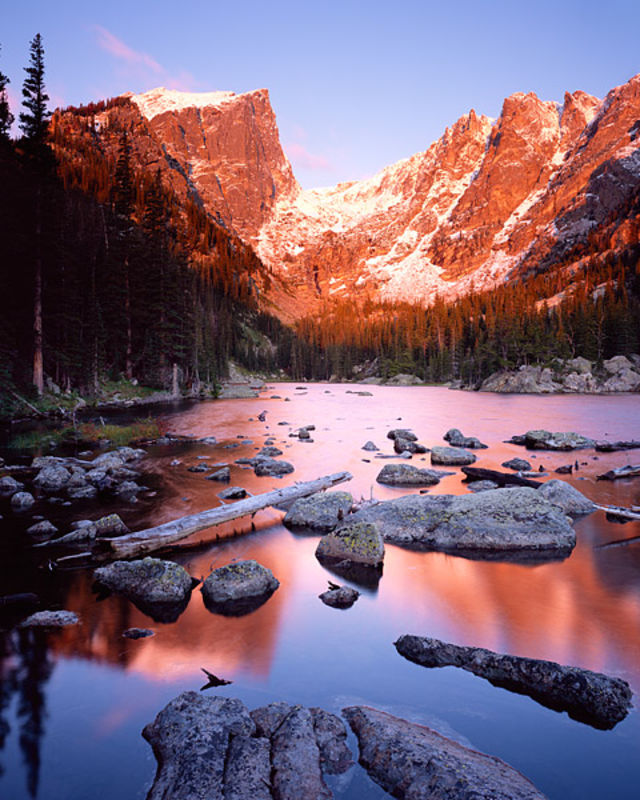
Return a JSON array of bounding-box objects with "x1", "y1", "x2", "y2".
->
[
  {"x1": 596, "y1": 464, "x2": 640, "y2": 481},
  {"x1": 461, "y1": 466, "x2": 542, "y2": 488},
  {"x1": 595, "y1": 504, "x2": 640, "y2": 523},
  {"x1": 89, "y1": 471, "x2": 353, "y2": 560}
]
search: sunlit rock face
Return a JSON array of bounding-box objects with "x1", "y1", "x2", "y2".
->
[{"x1": 75, "y1": 75, "x2": 640, "y2": 316}]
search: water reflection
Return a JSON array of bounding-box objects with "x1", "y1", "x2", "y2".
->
[{"x1": 1, "y1": 385, "x2": 640, "y2": 799}]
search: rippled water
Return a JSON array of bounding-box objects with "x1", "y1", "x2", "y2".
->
[{"x1": 1, "y1": 385, "x2": 639, "y2": 799}]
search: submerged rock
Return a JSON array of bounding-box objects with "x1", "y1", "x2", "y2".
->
[
  {"x1": 343, "y1": 705, "x2": 546, "y2": 799},
  {"x1": 284, "y1": 491, "x2": 353, "y2": 532},
  {"x1": 19, "y1": 610, "x2": 79, "y2": 628},
  {"x1": 430, "y1": 446, "x2": 476, "y2": 466},
  {"x1": 143, "y1": 692, "x2": 351, "y2": 800},
  {"x1": 315, "y1": 521, "x2": 384, "y2": 568},
  {"x1": 395, "y1": 634, "x2": 632, "y2": 730},
  {"x1": 348, "y1": 488, "x2": 576, "y2": 561},
  {"x1": 201, "y1": 560, "x2": 279, "y2": 616},
  {"x1": 376, "y1": 463, "x2": 449, "y2": 486},
  {"x1": 93, "y1": 557, "x2": 195, "y2": 623}
]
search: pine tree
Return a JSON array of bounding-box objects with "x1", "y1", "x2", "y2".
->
[
  {"x1": 0, "y1": 44, "x2": 14, "y2": 140},
  {"x1": 19, "y1": 34, "x2": 50, "y2": 146},
  {"x1": 20, "y1": 34, "x2": 53, "y2": 396}
]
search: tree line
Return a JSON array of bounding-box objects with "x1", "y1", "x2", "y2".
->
[{"x1": 1, "y1": 35, "x2": 638, "y2": 413}]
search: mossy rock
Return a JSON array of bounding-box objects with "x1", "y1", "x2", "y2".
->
[
  {"x1": 284, "y1": 491, "x2": 353, "y2": 532},
  {"x1": 315, "y1": 521, "x2": 384, "y2": 567},
  {"x1": 201, "y1": 559, "x2": 279, "y2": 616}
]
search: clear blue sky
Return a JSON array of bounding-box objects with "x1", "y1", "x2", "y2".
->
[{"x1": 2, "y1": 0, "x2": 639, "y2": 189}]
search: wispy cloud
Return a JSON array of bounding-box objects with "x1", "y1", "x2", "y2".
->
[
  {"x1": 92, "y1": 25, "x2": 195, "y2": 90},
  {"x1": 285, "y1": 141, "x2": 332, "y2": 171}
]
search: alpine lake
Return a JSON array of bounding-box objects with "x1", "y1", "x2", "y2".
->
[{"x1": 1, "y1": 384, "x2": 639, "y2": 800}]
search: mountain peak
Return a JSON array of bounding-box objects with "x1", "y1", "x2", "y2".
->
[{"x1": 131, "y1": 86, "x2": 268, "y2": 120}]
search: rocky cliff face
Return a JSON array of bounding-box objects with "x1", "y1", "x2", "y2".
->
[{"x1": 74, "y1": 76, "x2": 640, "y2": 316}]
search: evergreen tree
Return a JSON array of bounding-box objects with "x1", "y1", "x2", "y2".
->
[
  {"x1": 19, "y1": 34, "x2": 50, "y2": 146},
  {"x1": 0, "y1": 44, "x2": 14, "y2": 140}
]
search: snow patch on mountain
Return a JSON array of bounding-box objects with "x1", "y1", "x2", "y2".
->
[{"x1": 132, "y1": 87, "x2": 247, "y2": 120}]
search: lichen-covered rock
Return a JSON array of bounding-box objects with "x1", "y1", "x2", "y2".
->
[
  {"x1": 254, "y1": 458, "x2": 295, "y2": 477},
  {"x1": 202, "y1": 560, "x2": 279, "y2": 615},
  {"x1": 603, "y1": 355, "x2": 634, "y2": 374},
  {"x1": 19, "y1": 610, "x2": 79, "y2": 628},
  {"x1": 444, "y1": 428, "x2": 488, "y2": 449},
  {"x1": 348, "y1": 488, "x2": 576, "y2": 561},
  {"x1": 603, "y1": 368, "x2": 640, "y2": 392},
  {"x1": 142, "y1": 693, "x2": 257, "y2": 800},
  {"x1": 395, "y1": 634, "x2": 632, "y2": 730},
  {"x1": 284, "y1": 491, "x2": 353, "y2": 532},
  {"x1": 537, "y1": 479, "x2": 596, "y2": 516},
  {"x1": 376, "y1": 463, "x2": 449, "y2": 486},
  {"x1": 93, "y1": 557, "x2": 194, "y2": 622},
  {"x1": 143, "y1": 693, "x2": 351, "y2": 800},
  {"x1": 343, "y1": 705, "x2": 546, "y2": 799},
  {"x1": 430, "y1": 446, "x2": 476, "y2": 466},
  {"x1": 33, "y1": 463, "x2": 71, "y2": 493},
  {"x1": 315, "y1": 521, "x2": 384, "y2": 568}
]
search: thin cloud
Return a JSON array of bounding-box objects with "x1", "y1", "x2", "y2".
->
[
  {"x1": 94, "y1": 25, "x2": 163, "y2": 74},
  {"x1": 92, "y1": 25, "x2": 195, "y2": 91},
  {"x1": 285, "y1": 141, "x2": 332, "y2": 172}
]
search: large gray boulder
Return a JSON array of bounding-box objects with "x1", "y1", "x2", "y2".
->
[
  {"x1": 142, "y1": 693, "x2": 351, "y2": 800},
  {"x1": 343, "y1": 705, "x2": 546, "y2": 799},
  {"x1": 376, "y1": 464, "x2": 449, "y2": 486},
  {"x1": 284, "y1": 491, "x2": 353, "y2": 532},
  {"x1": 537, "y1": 479, "x2": 596, "y2": 516},
  {"x1": 395, "y1": 635, "x2": 632, "y2": 730},
  {"x1": 348, "y1": 488, "x2": 576, "y2": 561},
  {"x1": 93, "y1": 557, "x2": 194, "y2": 622},
  {"x1": 201, "y1": 560, "x2": 279, "y2": 616},
  {"x1": 430, "y1": 446, "x2": 476, "y2": 466},
  {"x1": 315, "y1": 521, "x2": 384, "y2": 568},
  {"x1": 603, "y1": 368, "x2": 640, "y2": 392}
]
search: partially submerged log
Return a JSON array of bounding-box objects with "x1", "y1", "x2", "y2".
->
[
  {"x1": 93, "y1": 472, "x2": 352, "y2": 560},
  {"x1": 461, "y1": 466, "x2": 542, "y2": 488},
  {"x1": 595, "y1": 440, "x2": 640, "y2": 452},
  {"x1": 595, "y1": 503, "x2": 640, "y2": 523},
  {"x1": 596, "y1": 464, "x2": 640, "y2": 481}
]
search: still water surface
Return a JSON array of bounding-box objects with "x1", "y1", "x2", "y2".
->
[{"x1": 1, "y1": 385, "x2": 639, "y2": 799}]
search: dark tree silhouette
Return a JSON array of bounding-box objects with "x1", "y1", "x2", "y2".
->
[{"x1": 0, "y1": 44, "x2": 13, "y2": 141}]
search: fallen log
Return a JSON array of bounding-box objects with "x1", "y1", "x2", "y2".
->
[
  {"x1": 595, "y1": 504, "x2": 640, "y2": 522},
  {"x1": 595, "y1": 440, "x2": 640, "y2": 452},
  {"x1": 461, "y1": 466, "x2": 542, "y2": 488},
  {"x1": 94, "y1": 471, "x2": 353, "y2": 560},
  {"x1": 596, "y1": 464, "x2": 640, "y2": 481}
]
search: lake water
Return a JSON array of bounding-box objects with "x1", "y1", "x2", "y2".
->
[{"x1": 1, "y1": 384, "x2": 639, "y2": 799}]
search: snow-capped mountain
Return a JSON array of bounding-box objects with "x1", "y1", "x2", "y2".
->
[{"x1": 84, "y1": 76, "x2": 640, "y2": 316}]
